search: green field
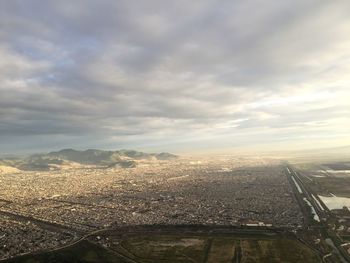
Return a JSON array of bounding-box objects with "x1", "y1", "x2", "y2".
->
[
  {"x1": 5, "y1": 231, "x2": 321, "y2": 263},
  {"x1": 116, "y1": 235, "x2": 320, "y2": 263}
]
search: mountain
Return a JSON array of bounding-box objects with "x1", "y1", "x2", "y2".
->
[
  {"x1": 1, "y1": 149, "x2": 177, "y2": 171},
  {"x1": 46, "y1": 149, "x2": 177, "y2": 164},
  {"x1": 46, "y1": 149, "x2": 122, "y2": 165}
]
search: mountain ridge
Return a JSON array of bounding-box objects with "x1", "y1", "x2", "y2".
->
[{"x1": 0, "y1": 149, "x2": 178, "y2": 172}]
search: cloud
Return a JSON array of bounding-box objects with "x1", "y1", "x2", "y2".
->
[{"x1": 0, "y1": 0, "x2": 349, "y2": 153}]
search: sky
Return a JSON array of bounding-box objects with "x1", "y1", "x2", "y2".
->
[{"x1": 0, "y1": 0, "x2": 350, "y2": 155}]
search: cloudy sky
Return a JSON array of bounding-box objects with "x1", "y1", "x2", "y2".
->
[{"x1": 1, "y1": 0, "x2": 350, "y2": 154}]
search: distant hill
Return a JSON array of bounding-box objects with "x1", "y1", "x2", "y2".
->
[
  {"x1": 0, "y1": 149, "x2": 177, "y2": 171},
  {"x1": 46, "y1": 149, "x2": 177, "y2": 164},
  {"x1": 45, "y1": 149, "x2": 123, "y2": 165}
]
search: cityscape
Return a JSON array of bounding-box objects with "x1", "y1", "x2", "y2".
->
[
  {"x1": 0, "y1": 152, "x2": 349, "y2": 262},
  {"x1": 0, "y1": 157, "x2": 300, "y2": 259},
  {"x1": 1, "y1": 0, "x2": 350, "y2": 262}
]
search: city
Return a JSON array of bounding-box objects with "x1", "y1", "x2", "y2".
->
[
  {"x1": 0, "y1": 157, "x2": 305, "y2": 260},
  {"x1": 1, "y1": 0, "x2": 349, "y2": 262}
]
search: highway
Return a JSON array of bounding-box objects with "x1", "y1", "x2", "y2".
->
[{"x1": 285, "y1": 165, "x2": 349, "y2": 263}]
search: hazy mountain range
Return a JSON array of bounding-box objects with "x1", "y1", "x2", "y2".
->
[{"x1": 0, "y1": 149, "x2": 177, "y2": 172}]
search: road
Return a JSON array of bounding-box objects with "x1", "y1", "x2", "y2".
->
[{"x1": 286, "y1": 165, "x2": 349, "y2": 263}]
